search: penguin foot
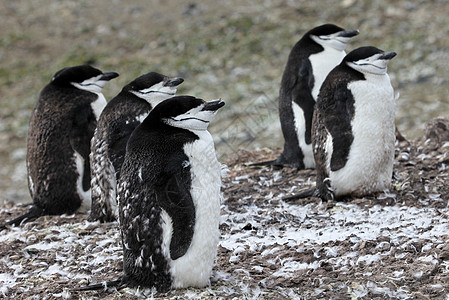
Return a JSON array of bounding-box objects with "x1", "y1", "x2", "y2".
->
[{"x1": 316, "y1": 178, "x2": 335, "y2": 201}]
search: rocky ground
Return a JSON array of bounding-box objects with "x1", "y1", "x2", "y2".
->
[{"x1": 1, "y1": 118, "x2": 449, "y2": 299}]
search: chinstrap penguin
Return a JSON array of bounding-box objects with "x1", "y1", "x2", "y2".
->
[
  {"x1": 285, "y1": 46, "x2": 397, "y2": 201},
  {"x1": 89, "y1": 72, "x2": 184, "y2": 222},
  {"x1": 253, "y1": 24, "x2": 358, "y2": 169},
  {"x1": 2, "y1": 65, "x2": 118, "y2": 228},
  {"x1": 78, "y1": 96, "x2": 224, "y2": 292}
]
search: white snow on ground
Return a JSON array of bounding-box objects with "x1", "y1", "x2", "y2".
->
[
  {"x1": 1, "y1": 167, "x2": 449, "y2": 298},
  {"x1": 221, "y1": 201, "x2": 449, "y2": 251},
  {"x1": 0, "y1": 218, "x2": 122, "y2": 298}
]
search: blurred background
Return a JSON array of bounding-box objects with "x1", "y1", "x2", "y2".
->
[{"x1": 1, "y1": 0, "x2": 448, "y2": 205}]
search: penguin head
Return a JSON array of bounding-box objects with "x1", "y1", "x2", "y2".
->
[
  {"x1": 308, "y1": 24, "x2": 359, "y2": 51},
  {"x1": 51, "y1": 65, "x2": 119, "y2": 93},
  {"x1": 345, "y1": 46, "x2": 397, "y2": 75},
  {"x1": 146, "y1": 95, "x2": 225, "y2": 131},
  {"x1": 125, "y1": 72, "x2": 184, "y2": 107}
]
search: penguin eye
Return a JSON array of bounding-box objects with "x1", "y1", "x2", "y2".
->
[
  {"x1": 137, "y1": 82, "x2": 177, "y2": 95},
  {"x1": 348, "y1": 53, "x2": 390, "y2": 75}
]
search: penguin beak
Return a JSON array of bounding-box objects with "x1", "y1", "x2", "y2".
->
[
  {"x1": 379, "y1": 51, "x2": 397, "y2": 60},
  {"x1": 164, "y1": 77, "x2": 184, "y2": 87},
  {"x1": 338, "y1": 29, "x2": 359, "y2": 38},
  {"x1": 202, "y1": 99, "x2": 225, "y2": 112},
  {"x1": 100, "y1": 72, "x2": 120, "y2": 81}
]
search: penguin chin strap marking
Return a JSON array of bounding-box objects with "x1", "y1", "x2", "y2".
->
[
  {"x1": 140, "y1": 90, "x2": 175, "y2": 96},
  {"x1": 71, "y1": 82, "x2": 104, "y2": 93},
  {"x1": 71, "y1": 74, "x2": 109, "y2": 93},
  {"x1": 317, "y1": 36, "x2": 348, "y2": 44},
  {"x1": 352, "y1": 62, "x2": 386, "y2": 70},
  {"x1": 311, "y1": 34, "x2": 350, "y2": 51},
  {"x1": 164, "y1": 117, "x2": 210, "y2": 131},
  {"x1": 347, "y1": 61, "x2": 389, "y2": 76},
  {"x1": 347, "y1": 53, "x2": 392, "y2": 75},
  {"x1": 79, "y1": 82, "x2": 103, "y2": 89},
  {"x1": 170, "y1": 117, "x2": 209, "y2": 123},
  {"x1": 130, "y1": 88, "x2": 177, "y2": 104}
]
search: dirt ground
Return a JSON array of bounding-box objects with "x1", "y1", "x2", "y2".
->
[{"x1": 1, "y1": 118, "x2": 449, "y2": 299}]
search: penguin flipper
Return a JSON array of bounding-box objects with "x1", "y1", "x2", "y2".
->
[
  {"x1": 322, "y1": 83, "x2": 355, "y2": 172},
  {"x1": 277, "y1": 58, "x2": 314, "y2": 168},
  {"x1": 160, "y1": 156, "x2": 195, "y2": 260},
  {"x1": 291, "y1": 59, "x2": 316, "y2": 145},
  {"x1": 108, "y1": 120, "x2": 142, "y2": 176},
  {"x1": 312, "y1": 102, "x2": 334, "y2": 202},
  {"x1": 1, "y1": 205, "x2": 44, "y2": 229},
  {"x1": 70, "y1": 104, "x2": 97, "y2": 191}
]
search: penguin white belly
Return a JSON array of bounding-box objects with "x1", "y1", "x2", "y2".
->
[
  {"x1": 74, "y1": 151, "x2": 92, "y2": 211},
  {"x1": 162, "y1": 130, "x2": 221, "y2": 288},
  {"x1": 90, "y1": 92, "x2": 107, "y2": 120},
  {"x1": 328, "y1": 75, "x2": 395, "y2": 196},
  {"x1": 292, "y1": 102, "x2": 315, "y2": 168},
  {"x1": 309, "y1": 49, "x2": 346, "y2": 100}
]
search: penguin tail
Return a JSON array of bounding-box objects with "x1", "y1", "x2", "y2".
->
[
  {"x1": 246, "y1": 158, "x2": 284, "y2": 168},
  {"x1": 1, "y1": 205, "x2": 43, "y2": 230},
  {"x1": 74, "y1": 279, "x2": 124, "y2": 292},
  {"x1": 282, "y1": 188, "x2": 316, "y2": 201}
]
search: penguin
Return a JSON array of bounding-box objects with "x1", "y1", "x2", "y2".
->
[
  {"x1": 253, "y1": 24, "x2": 358, "y2": 169},
  {"x1": 77, "y1": 96, "x2": 224, "y2": 292},
  {"x1": 3, "y1": 65, "x2": 119, "y2": 228},
  {"x1": 285, "y1": 46, "x2": 397, "y2": 202},
  {"x1": 89, "y1": 72, "x2": 184, "y2": 222}
]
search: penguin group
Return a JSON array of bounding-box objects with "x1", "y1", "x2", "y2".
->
[
  {"x1": 2, "y1": 64, "x2": 224, "y2": 292},
  {"x1": 0, "y1": 22, "x2": 398, "y2": 295},
  {"x1": 255, "y1": 23, "x2": 397, "y2": 202}
]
